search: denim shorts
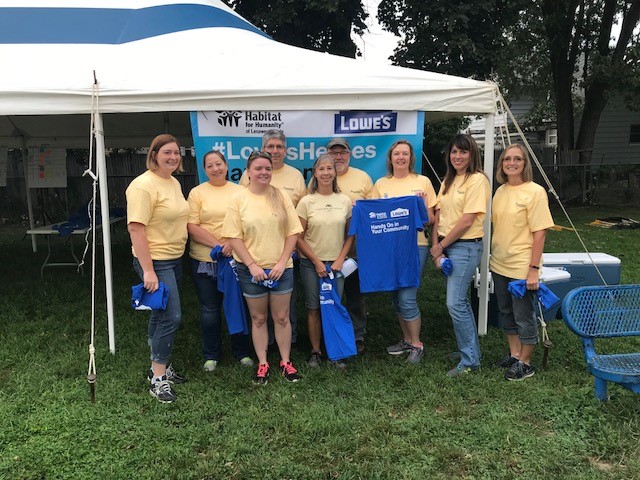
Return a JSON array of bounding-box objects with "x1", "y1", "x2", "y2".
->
[
  {"x1": 236, "y1": 262, "x2": 294, "y2": 298},
  {"x1": 299, "y1": 257, "x2": 345, "y2": 310}
]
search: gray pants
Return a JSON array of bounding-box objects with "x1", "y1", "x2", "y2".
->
[{"x1": 492, "y1": 271, "x2": 538, "y2": 345}]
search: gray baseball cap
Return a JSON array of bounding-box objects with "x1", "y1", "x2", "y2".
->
[{"x1": 327, "y1": 138, "x2": 350, "y2": 150}]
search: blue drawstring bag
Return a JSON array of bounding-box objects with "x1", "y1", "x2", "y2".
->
[
  {"x1": 131, "y1": 282, "x2": 169, "y2": 311},
  {"x1": 211, "y1": 246, "x2": 250, "y2": 335},
  {"x1": 507, "y1": 280, "x2": 560, "y2": 309},
  {"x1": 250, "y1": 269, "x2": 279, "y2": 289},
  {"x1": 440, "y1": 257, "x2": 453, "y2": 276},
  {"x1": 319, "y1": 269, "x2": 357, "y2": 361}
]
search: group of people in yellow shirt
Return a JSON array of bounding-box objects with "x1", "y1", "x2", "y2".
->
[{"x1": 126, "y1": 130, "x2": 552, "y2": 403}]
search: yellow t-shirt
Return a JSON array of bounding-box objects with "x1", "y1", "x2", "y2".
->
[
  {"x1": 372, "y1": 174, "x2": 437, "y2": 246},
  {"x1": 490, "y1": 181, "x2": 554, "y2": 279},
  {"x1": 187, "y1": 181, "x2": 243, "y2": 262},
  {"x1": 337, "y1": 167, "x2": 374, "y2": 202},
  {"x1": 126, "y1": 170, "x2": 189, "y2": 260},
  {"x1": 436, "y1": 172, "x2": 490, "y2": 240},
  {"x1": 296, "y1": 192, "x2": 352, "y2": 261},
  {"x1": 221, "y1": 188, "x2": 304, "y2": 269},
  {"x1": 240, "y1": 163, "x2": 306, "y2": 206}
]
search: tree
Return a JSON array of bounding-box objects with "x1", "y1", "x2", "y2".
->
[
  {"x1": 379, "y1": 0, "x2": 640, "y2": 168},
  {"x1": 222, "y1": 0, "x2": 367, "y2": 58}
]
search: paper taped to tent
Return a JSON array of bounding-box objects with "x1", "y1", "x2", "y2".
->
[{"x1": 0, "y1": 0, "x2": 500, "y2": 353}]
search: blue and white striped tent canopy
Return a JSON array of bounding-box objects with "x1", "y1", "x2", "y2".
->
[{"x1": 0, "y1": 0, "x2": 497, "y2": 146}]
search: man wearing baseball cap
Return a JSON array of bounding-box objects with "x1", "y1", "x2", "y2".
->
[{"x1": 327, "y1": 137, "x2": 373, "y2": 354}]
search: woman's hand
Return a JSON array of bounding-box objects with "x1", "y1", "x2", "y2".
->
[
  {"x1": 220, "y1": 241, "x2": 233, "y2": 257},
  {"x1": 314, "y1": 260, "x2": 328, "y2": 278},
  {"x1": 433, "y1": 254, "x2": 445, "y2": 270},
  {"x1": 430, "y1": 242, "x2": 444, "y2": 259},
  {"x1": 143, "y1": 269, "x2": 159, "y2": 293},
  {"x1": 268, "y1": 260, "x2": 286, "y2": 281},
  {"x1": 330, "y1": 258, "x2": 344, "y2": 274},
  {"x1": 526, "y1": 269, "x2": 540, "y2": 291},
  {"x1": 248, "y1": 263, "x2": 266, "y2": 282}
]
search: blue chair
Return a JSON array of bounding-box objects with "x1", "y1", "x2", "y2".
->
[{"x1": 562, "y1": 284, "x2": 640, "y2": 401}]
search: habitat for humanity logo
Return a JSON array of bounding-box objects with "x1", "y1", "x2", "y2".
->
[
  {"x1": 216, "y1": 111, "x2": 243, "y2": 127},
  {"x1": 334, "y1": 111, "x2": 398, "y2": 134},
  {"x1": 390, "y1": 208, "x2": 409, "y2": 218},
  {"x1": 369, "y1": 211, "x2": 388, "y2": 220}
]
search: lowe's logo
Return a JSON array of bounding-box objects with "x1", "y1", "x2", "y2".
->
[{"x1": 334, "y1": 111, "x2": 397, "y2": 134}]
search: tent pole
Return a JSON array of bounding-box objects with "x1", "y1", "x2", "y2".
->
[
  {"x1": 21, "y1": 141, "x2": 37, "y2": 252},
  {"x1": 477, "y1": 113, "x2": 495, "y2": 336},
  {"x1": 94, "y1": 113, "x2": 116, "y2": 354}
]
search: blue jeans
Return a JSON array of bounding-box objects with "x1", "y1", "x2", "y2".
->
[
  {"x1": 444, "y1": 241, "x2": 482, "y2": 368},
  {"x1": 190, "y1": 259, "x2": 250, "y2": 361},
  {"x1": 392, "y1": 246, "x2": 428, "y2": 321},
  {"x1": 133, "y1": 257, "x2": 183, "y2": 365}
]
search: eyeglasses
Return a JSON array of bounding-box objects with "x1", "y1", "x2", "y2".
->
[
  {"x1": 329, "y1": 150, "x2": 350, "y2": 157},
  {"x1": 264, "y1": 144, "x2": 285, "y2": 151},
  {"x1": 503, "y1": 156, "x2": 524, "y2": 163}
]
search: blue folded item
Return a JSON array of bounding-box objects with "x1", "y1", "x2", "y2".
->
[
  {"x1": 131, "y1": 282, "x2": 169, "y2": 311},
  {"x1": 210, "y1": 245, "x2": 249, "y2": 335},
  {"x1": 250, "y1": 269, "x2": 279, "y2": 289},
  {"x1": 507, "y1": 280, "x2": 560, "y2": 309},
  {"x1": 440, "y1": 257, "x2": 453, "y2": 276}
]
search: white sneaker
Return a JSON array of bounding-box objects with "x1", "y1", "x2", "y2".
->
[
  {"x1": 239, "y1": 356, "x2": 255, "y2": 367},
  {"x1": 203, "y1": 360, "x2": 218, "y2": 372}
]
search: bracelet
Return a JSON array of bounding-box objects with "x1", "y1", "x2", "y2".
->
[
  {"x1": 529, "y1": 264, "x2": 540, "y2": 270},
  {"x1": 247, "y1": 261, "x2": 256, "y2": 267}
]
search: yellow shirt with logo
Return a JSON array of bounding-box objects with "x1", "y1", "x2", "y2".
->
[
  {"x1": 240, "y1": 163, "x2": 306, "y2": 206},
  {"x1": 222, "y1": 188, "x2": 303, "y2": 269},
  {"x1": 435, "y1": 172, "x2": 490, "y2": 240},
  {"x1": 187, "y1": 181, "x2": 243, "y2": 262},
  {"x1": 126, "y1": 170, "x2": 189, "y2": 260},
  {"x1": 296, "y1": 192, "x2": 352, "y2": 261},
  {"x1": 337, "y1": 167, "x2": 373, "y2": 202},
  {"x1": 490, "y1": 181, "x2": 554, "y2": 279},
  {"x1": 372, "y1": 174, "x2": 437, "y2": 246}
]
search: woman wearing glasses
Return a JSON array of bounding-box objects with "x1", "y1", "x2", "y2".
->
[
  {"x1": 296, "y1": 153, "x2": 353, "y2": 370},
  {"x1": 430, "y1": 134, "x2": 490, "y2": 378},
  {"x1": 490, "y1": 144, "x2": 554, "y2": 381},
  {"x1": 222, "y1": 150, "x2": 304, "y2": 385}
]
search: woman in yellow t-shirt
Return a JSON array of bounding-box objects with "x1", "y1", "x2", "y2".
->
[
  {"x1": 430, "y1": 134, "x2": 490, "y2": 378},
  {"x1": 373, "y1": 140, "x2": 436, "y2": 365},
  {"x1": 222, "y1": 151, "x2": 304, "y2": 385},
  {"x1": 187, "y1": 151, "x2": 253, "y2": 372},
  {"x1": 296, "y1": 153, "x2": 353, "y2": 370},
  {"x1": 126, "y1": 134, "x2": 190, "y2": 404},
  {"x1": 490, "y1": 144, "x2": 554, "y2": 381}
]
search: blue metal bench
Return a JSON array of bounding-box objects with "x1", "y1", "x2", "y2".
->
[{"x1": 561, "y1": 284, "x2": 640, "y2": 401}]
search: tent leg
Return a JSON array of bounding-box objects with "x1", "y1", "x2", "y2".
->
[
  {"x1": 477, "y1": 114, "x2": 495, "y2": 336},
  {"x1": 95, "y1": 113, "x2": 116, "y2": 354},
  {"x1": 21, "y1": 142, "x2": 37, "y2": 253}
]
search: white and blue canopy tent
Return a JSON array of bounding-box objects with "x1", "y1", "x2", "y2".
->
[{"x1": 0, "y1": 0, "x2": 499, "y2": 353}]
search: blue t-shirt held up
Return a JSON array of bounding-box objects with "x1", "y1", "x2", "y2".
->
[{"x1": 348, "y1": 196, "x2": 428, "y2": 293}]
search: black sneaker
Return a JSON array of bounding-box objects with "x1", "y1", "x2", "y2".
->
[
  {"x1": 149, "y1": 376, "x2": 176, "y2": 403},
  {"x1": 253, "y1": 363, "x2": 270, "y2": 385},
  {"x1": 496, "y1": 354, "x2": 518, "y2": 369},
  {"x1": 147, "y1": 364, "x2": 186, "y2": 384},
  {"x1": 505, "y1": 360, "x2": 535, "y2": 381},
  {"x1": 280, "y1": 361, "x2": 301, "y2": 382},
  {"x1": 356, "y1": 340, "x2": 366, "y2": 355}
]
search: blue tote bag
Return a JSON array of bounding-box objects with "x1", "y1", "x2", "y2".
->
[{"x1": 319, "y1": 272, "x2": 357, "y2": 361}]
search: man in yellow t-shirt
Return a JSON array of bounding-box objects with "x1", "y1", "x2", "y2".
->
[{"x1": 326, "y1": 138, "x2": 374, "y2": 354}]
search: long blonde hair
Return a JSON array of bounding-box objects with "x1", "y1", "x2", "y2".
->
[{"x1": 246, "y1": 150, "x2": 289, "y2": 233}]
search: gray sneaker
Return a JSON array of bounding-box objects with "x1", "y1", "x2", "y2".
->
[
  {"x1": 447, "y1": 365, "x2": 473, "y2": 377},
  {"x1": 147, "y1": 364, "x2": 186, "y2": 384},
  {"x1": 329, "y1": 359, "x2": 347, "y2": 371},
  {"x1": 308, "y1": 351, "x2": 323, "y2": 368},
  {"x1": 406, "y1": 346, "x2": 424, "y2": 365},
  {"x1": 387, "y1": 339, "x2": 412, "y2": 356},
  {"x1": 149, "y1": 377, "x2": 176, "y2": 403}
]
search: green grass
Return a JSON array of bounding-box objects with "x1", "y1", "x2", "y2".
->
[{"x1": 1, "y1": 207, "x2": 639, "y2": 479}]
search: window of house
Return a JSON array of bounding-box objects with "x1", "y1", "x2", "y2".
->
[
  {"x1": 546, "y1": 128, "x2": 557, "y2": 146},
  {"x1": 630, "y1": 125, "x2": 640, "y2": 144}
]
